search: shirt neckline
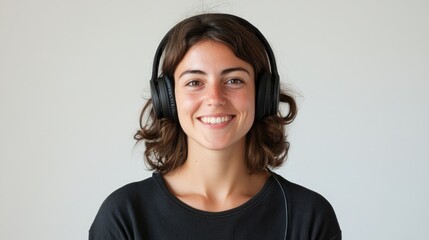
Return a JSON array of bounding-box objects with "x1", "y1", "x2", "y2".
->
[{"x1": 153, "y1": 172, "x2": 275, "y2": 219}]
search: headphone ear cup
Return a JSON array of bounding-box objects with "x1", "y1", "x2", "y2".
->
[
  {"x1": 256, "y1": 72, "x2": 273, "y2": 120},
  {"x1": 150, "y1": 77, "x2": 163, "y2": 119},
  {"x1": 150, "y1": 76, "x2": 177, "y2": 120},
  {"x1": 271, "y1": 73, "x2": 280, "y2": 116},
  {"x1": 163, "y1": 75, "x2": 177, "y2": 119}
]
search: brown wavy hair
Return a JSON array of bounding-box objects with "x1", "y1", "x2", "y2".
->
[{"x1": 134, "y1": 13, "x2": 297, "y2": 174}]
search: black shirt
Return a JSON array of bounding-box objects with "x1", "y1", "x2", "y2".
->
[{"x1": 89, "y1": 172, "x2": 341, "y2": 240}]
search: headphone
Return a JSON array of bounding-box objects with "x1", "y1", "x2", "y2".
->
[{"x1": 150, "y1": 14, "x2": 280, "y2": 121}]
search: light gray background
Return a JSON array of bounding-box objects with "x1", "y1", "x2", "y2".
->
[{"x1": 1, "y1": 0, "x2": 428, "y2": 239}]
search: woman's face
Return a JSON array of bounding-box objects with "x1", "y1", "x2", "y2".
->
[{"x1": 174, "y1": 39, "x2": 255, "y2": 151}]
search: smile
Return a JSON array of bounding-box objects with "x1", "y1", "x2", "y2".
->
[{"x1": 199, "y1": 116, "x2": 233, "y2": 124}]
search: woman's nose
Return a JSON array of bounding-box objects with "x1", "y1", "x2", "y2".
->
[{"x1": 206, "y1": 83, "x2": 226, "y2": 106}]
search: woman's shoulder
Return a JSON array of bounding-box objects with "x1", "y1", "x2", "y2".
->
[
  {"x1": 273, "y1": 174, "x2": 342, "y2": 239},
  {"x1": 89, "y1": 174, "x2": 161, "y2": 239},
  {"x1": 276, "y1": 174, "x2": 335, "y2": 209},
  {"x1": 94, "y1": 174, "x2": 164, "y2": 218},
  {"x1": 99, "y1": 173, "x2": 161, "y2": 208}
]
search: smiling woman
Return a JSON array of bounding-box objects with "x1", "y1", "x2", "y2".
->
[{"x1": 89, "y1": 13, "x2": 341, "y2": 240}]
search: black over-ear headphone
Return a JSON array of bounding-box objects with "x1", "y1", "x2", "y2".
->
[{"x1": 150, "y1": 14, "x2": 280, "y2": 121}]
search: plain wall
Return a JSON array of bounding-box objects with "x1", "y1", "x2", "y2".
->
[{"x1": 1, "y1": 0, "x2": 428, "y2": 239}]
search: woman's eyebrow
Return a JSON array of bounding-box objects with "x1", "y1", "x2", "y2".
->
[
  {"x1": 221, "y1": 67, "x2": 250, "y2": 76},
  {"x1": 179, "y1": 67, "x2": 250, "y2": 79},
  {"x1": 178, "y1": 70, "x2": 206, "y2": 79}
]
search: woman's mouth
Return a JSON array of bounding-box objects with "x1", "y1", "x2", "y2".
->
[{"x1": 199, "y1": 115, "x2": 233, "y2": 125}]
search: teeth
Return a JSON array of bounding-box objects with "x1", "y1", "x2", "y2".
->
[{"x1": 201, "y1": 116, "x2": 231, "y2": 124}]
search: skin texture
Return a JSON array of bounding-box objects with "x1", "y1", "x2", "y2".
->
[{"x1": 164, "y1": 40, "x2": 269, "y2": 212}]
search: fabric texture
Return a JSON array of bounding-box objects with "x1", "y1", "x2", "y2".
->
[{"x1": 89, "y1": 172, "x2": 341, "y2": 240}]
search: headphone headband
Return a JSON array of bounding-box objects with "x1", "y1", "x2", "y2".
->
[{"x1": 151, "y1": 30, "x2": 172, "y2": 82}]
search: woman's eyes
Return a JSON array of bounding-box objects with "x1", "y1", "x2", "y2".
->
[{"x1": 184, "y1": 78, "x2": 244, "y2": 87}]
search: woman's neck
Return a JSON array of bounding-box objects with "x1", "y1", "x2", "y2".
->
[
  {"x1": 163, "y1": 138, "x2": 269, "y2": 212},
  {"x1": 185, "y1": 137, "x2": 247, "y2": 182}
]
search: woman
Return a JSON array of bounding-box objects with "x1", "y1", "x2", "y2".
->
[{"x1": 90, "y1": 13, "x2": 341, "y2": 240}]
